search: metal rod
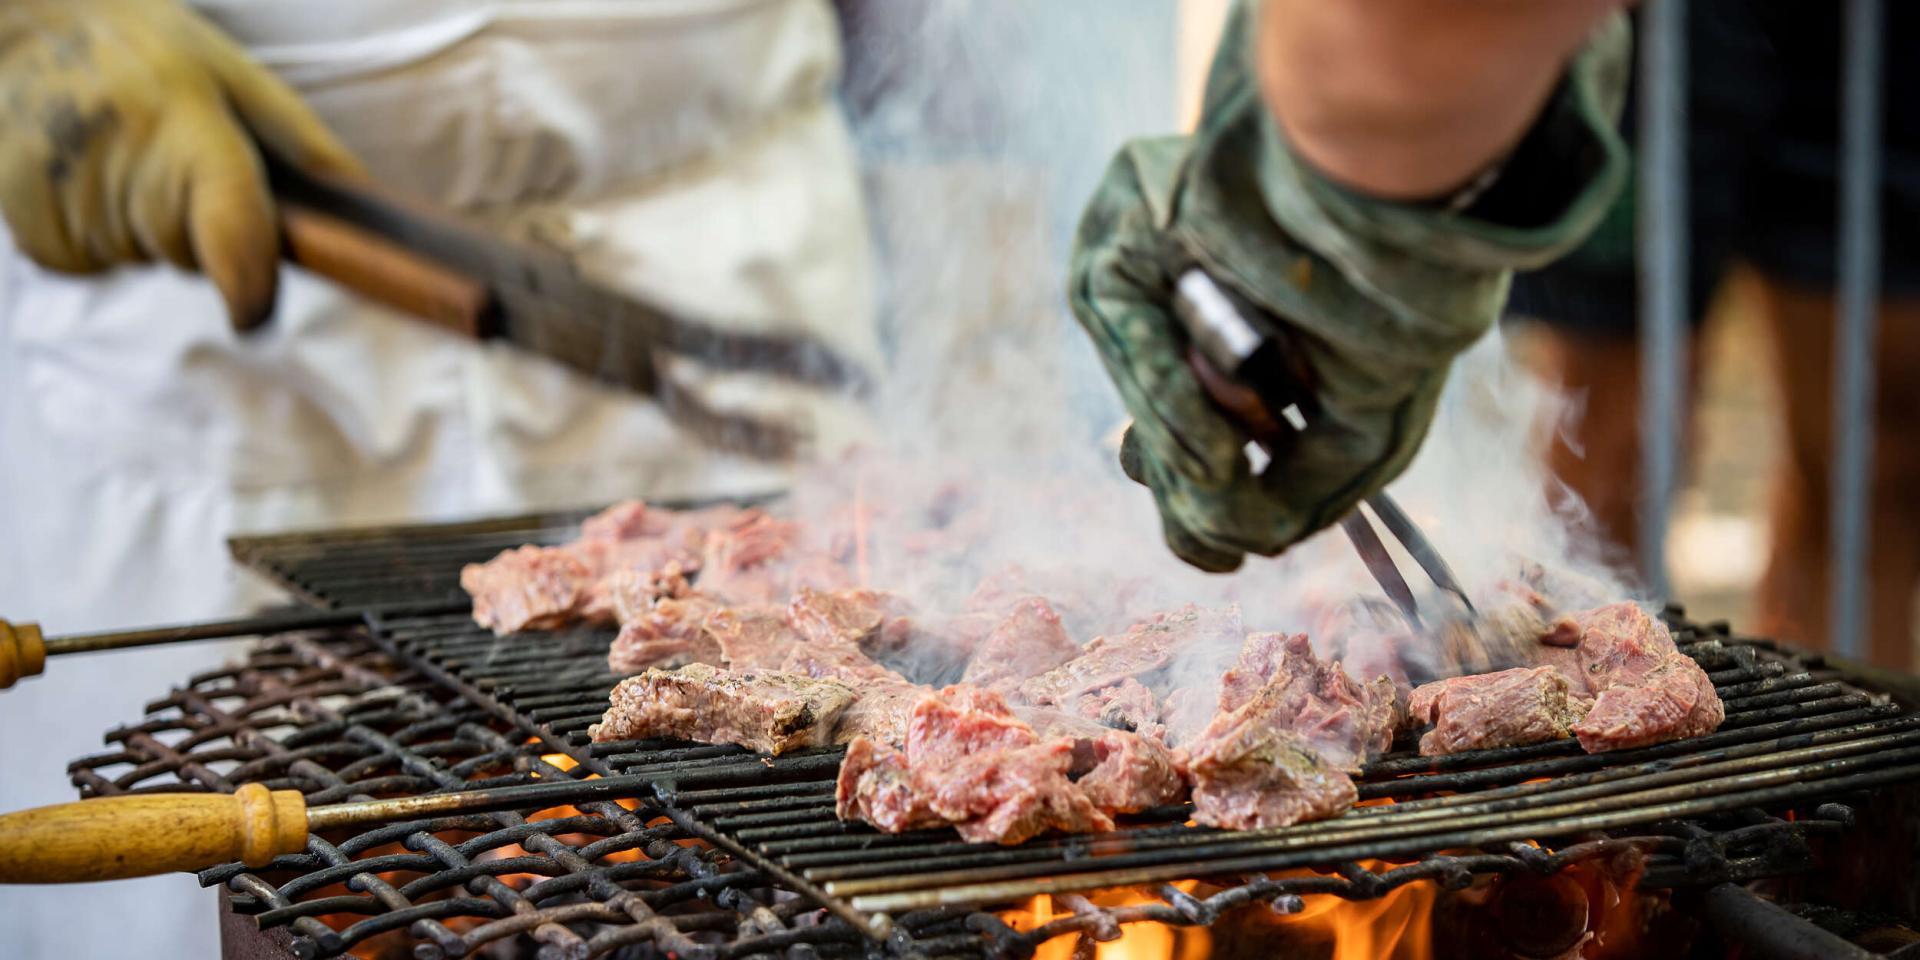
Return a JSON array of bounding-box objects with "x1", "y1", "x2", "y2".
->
[
  {"x1": 1363, "y1": 493, "x2": 1475, "y2": 613},
  {"x1": 39, "y1": 601, "x2": 462, "y2": 656},
  {"x1": 822, "y1": 738, "x2": 1920, "y2": 896},
  {"x1": 1701, "y1": 883, "x2": 1878, "y2": 960},
  {"x1": 1636, "y1": 0, "x2": 1688, "y2": 599},
  {"x1": 1339, "y1": 513, "x2": 1423, "y2": 629},
  {"x1": 1830, "y1": 0, "x2": 1885, "y2": 660},
  {"x1": 846, "y1": 762, "x2": 1920, "y2": 914}
]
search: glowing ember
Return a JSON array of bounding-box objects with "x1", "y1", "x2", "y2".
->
[
  {"x1": 1000, "y1": 883, "x2": 1211, "y2": 960},
  {"x1": 1276, "y1": 866, "x2": 1437, "y2": 960}
]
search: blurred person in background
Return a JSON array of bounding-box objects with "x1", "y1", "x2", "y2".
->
[
  {"x1": 0, "y1": 0, "x2": 876, "y2": 955},
  {"x1": 1508, "y1": 1, "x2": 1920, "y2": 670}
]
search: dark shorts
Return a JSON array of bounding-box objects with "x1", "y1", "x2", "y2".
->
[{"x1": 1508, "y1": 0, "x2": 1920, "y2": 337}]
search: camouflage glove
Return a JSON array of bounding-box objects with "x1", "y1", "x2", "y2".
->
[
  {"x1": 1070, "y1": 4, "x2": 1629, "y2": 572},
  {"x1": 0, "y1": 0, "x2": 363, "y2": 329}
]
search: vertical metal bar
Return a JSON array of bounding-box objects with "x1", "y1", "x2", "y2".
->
[
  {"x1": 1830, "y1": 0, "x2": 1885, "y2": 660},
  {"x1": 1637, "y1": 0, "x2": 1689, "y2": 599}
]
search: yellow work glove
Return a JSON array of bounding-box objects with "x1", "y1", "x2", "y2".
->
[{"x1": 0, "y1": 0, "x2": 363, "y2": 329}]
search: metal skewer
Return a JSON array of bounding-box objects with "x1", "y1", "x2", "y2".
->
[
  {"x1": 0, "y1": 768, "x2": 686, "y2": 884},
  {"x1": 0, "y1": 600, "x2": 467, "y2": 690}
]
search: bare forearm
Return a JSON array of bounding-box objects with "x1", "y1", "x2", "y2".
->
[{"x1": 1254, "y1": 0, "x2": 1625, "y2": 201}]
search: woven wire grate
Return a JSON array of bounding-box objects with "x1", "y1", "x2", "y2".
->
[{"x1": 54, "y1": 510, "x2": 1920, "y2": 959}]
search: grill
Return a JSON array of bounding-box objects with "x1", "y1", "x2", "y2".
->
[{"x1": 60, "y1": 509, "x2": 1920, "y2": 959}]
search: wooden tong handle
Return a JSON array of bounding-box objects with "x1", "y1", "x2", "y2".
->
[
  {"x1": 0, "y1": 783, "x2": 309, "y2": 883},
  {"x1": 280, "y1": 203, "x2": 492, "y2": 339},
  {"x1": 0, "y1": 620, "x2": 44, "y2": 689}
]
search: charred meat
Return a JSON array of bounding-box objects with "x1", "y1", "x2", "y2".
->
[
  {"x1": 591, "y1": 664, "x2": 856, "y2": 756},
  {"x1": 1409, "y1": 666, "x2": 1592, "y2": 756}
]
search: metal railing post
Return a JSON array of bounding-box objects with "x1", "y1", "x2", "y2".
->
[
  {"x1": 1830, "y1": 0, "x2": 1885, "y2": 660},
  {"x1": 1637, "y1": 0, "x2": 1688, "y2": 600}
]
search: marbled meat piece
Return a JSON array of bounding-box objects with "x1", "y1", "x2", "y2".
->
[
  {"x1": 1019, "y1": 604, "x2": 1242, "y2": 707},
  {"x1": 462, "y1": 501, "x2": 740, "y2": 634},
  {"x1": 830, "y1": 680, "x2": 925, "y2": 746},
  {"x1": 606, "y1": 595, "x2": 723, "y2": 674},
  {"x1": 776, "y1": 589, "x2": 916, "y2": 683},
  {"x1": 781, "y1": 638, "x2": 907, "y2": 684},
  {"x1": 590, "y1": 664, "x2": 856, "y2": 755},
  {"x1": 930, "y1": 742, "x2": 1114, "y2": 844},
  {"x1": 1183, "y1": 722, "x2": 1357, "y2": 831},
  {"x1": 694, "y1": 512, "x2": 854, "y2": 605},
  {"x1": 603, "y1": 565, "x2": 694, "y2": 625},
  {"x1": 1070, "y1": 677, "x2": 1165, "y2": 740},
  {"x1": 1314, "y1": 599, "x2": 1422, "y2": 687},
  {"x1": 1566, "y1": 603, "x2": 1723, "y2": 752},
  {"x1": 958, "y1": 596, "x2": 1081, "y2": 693},
  {"x1": 1205, "y1": 633, "x2": 1394, "y2": 769},
  {"x1": 462, "y1": 545, "x2": 595, "y2": 634},
  {"x1": 1409, "y1": 666, "x2": 1592, "y2": 756},
  {"x1": 787, "y1": 587, "x2": 893, "y2": 646},
  {"x1": 704, "y1": 606, "x2": 799, "y2": 671},
  {"x1": 1018, "y1": 709, "x2": 1187, "y2": 813},
  {"x1": 835, "y1": 737, "x2": 942, "y2": 832},
  {"x1": 833, "y1": 687, "x2": 1121, "y2": 844}
]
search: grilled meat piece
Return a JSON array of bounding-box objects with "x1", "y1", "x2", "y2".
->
[
  {"x1": 959, "y1": 596, "x2": 1082, "y2": 693},
  {"x1": 787, "y1": 587, "x2": 893, "y2": 646},
  {"x1": 591, "y1": 664, "x2": 857, "y2": 755},
  {"x1": 1070, "y1": 677, "x2": 1166, "y2": 740},
  {"x1": 1565, "y1": 603, "x2": 1723, "y2": 752},
  {"x1": 929, "y1": 742, "x2": 1114, "y2": 844},
  {"x1": 831, "y1": 680, "x2": 925, "y2": 746},
  {"x1": 1184, "y1": 723, "x2": 1357, "y2": 830},
  {"x1": 704, "y1": 606, "x2": 800, "y2": 671},
  {"x1": 603, "y1": 565, "x2": 695, "y2": 625},
  {"x1": 1409, "y1": 666, "x2": 1593, "y2": 756},
  {"x1": 1076, "y1": 728, "x2": 1187, "y2": 813},
  {"x1": 1019, "y1": 709, "x2": 1188, "y2": 813},
  {"x1": 1019, "y1": 604, "x2": 1242, "y2": 707},
  {"x1": 1576, "y1": 655, "x2": 1723, "y2": 752},
  {"x1": 463, "y1": 501, "x2": 743, "y2": 634},
  {"x1": 1205, "y1": 633, "x2": 1394, "y2": 770},
  {"x1": 606, "y1": 594, "x2": 724, "y2": 673},
  {"x1": 782, "y1": 638, "x2": 907, "y2": 684},
  {"x1": 695, "y1": 513, "x2": 856, "y2": 605},
  {"x1": 835, "y1": 737, "x2": 943, "y2": 832},
  {"x1": 834, "y1": 687, "x2": 1128, "y2": 844},
  {"x1": 462, "y1": 545, "x2": 596, "y2": 634}
]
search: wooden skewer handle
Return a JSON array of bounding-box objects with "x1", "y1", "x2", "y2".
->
[
  {"x1": 280, "y1": 203, "x2": 493, "y2": 339},
  {"x1": 0, "y1": 619, "x2": 45, "y2": 689},
  {"x1": 0, "y1": 783, "x2": 309, "y2": 883}
]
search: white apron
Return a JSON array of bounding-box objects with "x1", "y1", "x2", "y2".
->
[{"x1": 0, "y1": 3, "x2": 874, "y2": 956}]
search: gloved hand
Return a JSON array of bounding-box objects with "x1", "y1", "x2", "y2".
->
[
  {"x1": 1070, "y1": 4, "x2": 1628, "y2": 572},
  {"x1": 0, "y1": 0, "x2": 363, "y2": 329}
]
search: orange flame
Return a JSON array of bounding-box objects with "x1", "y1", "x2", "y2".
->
[
  {"x1": 1275, "y1": 866, "x2": 1437, "y2": 960},
  {"x1": 1000, "y1": 883, "x2": 1212, "y2": 960}
]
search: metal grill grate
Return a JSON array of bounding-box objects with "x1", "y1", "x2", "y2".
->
[{"x1": 61, "y1": 509, "x2": 1920, "y2": 958}]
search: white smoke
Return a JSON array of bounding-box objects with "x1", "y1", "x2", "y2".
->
[{"x1": 780, "y1": 3, "x2": 1637, "y2": 689}]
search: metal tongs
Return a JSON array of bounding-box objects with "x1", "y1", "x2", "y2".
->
[
  {"x1": 266, "y1": 156, "x2": 868, "y2": 460},
  {"x1": 1171, "y1": 269, "x2": 1474, "y2": 629}
]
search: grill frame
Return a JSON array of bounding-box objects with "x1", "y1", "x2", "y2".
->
[{"x1": 56, "y1": 508, "x2": 1920, "y2": 959}]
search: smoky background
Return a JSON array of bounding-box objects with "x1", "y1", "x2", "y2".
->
[{"x1": 809, "y1": 0, "x2": 1635, "y2": 693}]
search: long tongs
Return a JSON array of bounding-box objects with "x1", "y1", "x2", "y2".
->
[
  {"x1": 267, "y1": 156, "x2": 868, "y2": 459},
  {"x1": 1171, "y1": 269, "x2": 1474, "y2": 629}
]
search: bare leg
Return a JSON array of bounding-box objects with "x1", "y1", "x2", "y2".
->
[
  {"x1": 1752, "y1": 275, "x2": 1920, "y2": 669},
  {"x1": 1523, "y1": 323, "x2": 1705, "y2": 579}
]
